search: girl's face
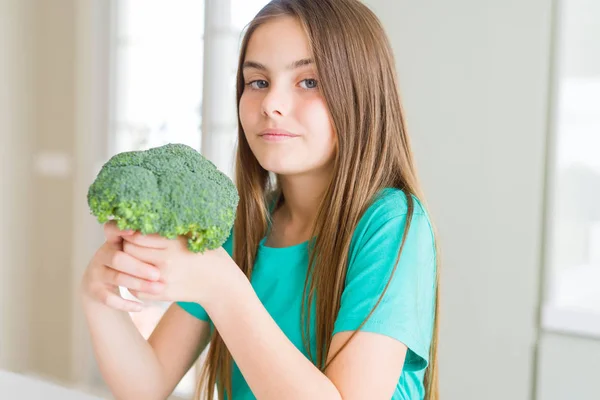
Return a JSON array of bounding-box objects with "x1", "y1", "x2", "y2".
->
[{"x1": 239, "y1": 17, "x2": 336, "y2": 177}]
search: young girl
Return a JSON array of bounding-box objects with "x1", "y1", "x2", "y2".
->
[{"x1": 80, "y1": 1, "x2": 439, "y2": 399}]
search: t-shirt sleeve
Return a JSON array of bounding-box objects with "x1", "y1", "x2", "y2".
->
[
  {"x1": 333, "y1": 210, "x2": 437, "y2": 371},
  {"x1": 176, "y1": 229, "x2": 234, "y2": 322},
  {"x1": 177, "y1": 300, "x2": 210, "y2": 321}
]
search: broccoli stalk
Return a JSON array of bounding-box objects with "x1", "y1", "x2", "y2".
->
[{"x1": 87, "y1": 143, "x2": 239, "y2": 253}]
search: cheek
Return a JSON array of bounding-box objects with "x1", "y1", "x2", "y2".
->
[
  {"x1": 238, "y1": 95, "x2": 250, "y2": 129},
  {"x1": 302, "y1": 98, "x2": 336, "y2": 150},
  {"x1": 239, "y1": 93, "x2": 259, "y2": 131}
]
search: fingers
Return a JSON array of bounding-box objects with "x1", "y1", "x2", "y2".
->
[
  {"x1": 122, "y1": 231, "x2": 172, "y2": 249},
  {"x1": 128, "y1": 289, "x2": 163, "y2": 303},
  {"x1": 103, "y1": 291, "x2": 145, "y2": 312},
  {"x1": 99, "y1": 246, "x2": 160, "y2": 281},
  {"x1": 103, "y1": 267, "x2": 165, "y2": 295},
  {"x1": 85, "y1": 229, "x2": 166, "y2": 313},
  {"x1": 104, "y1": 221, "x2": 134, "y2": 246},
  {"x1": 122, "y1": 239, "x2": 164, "y2": 266}
]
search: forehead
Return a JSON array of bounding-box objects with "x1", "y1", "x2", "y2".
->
[{"x1": 245, "y1": 16, "x2": 312, "y2": 64}]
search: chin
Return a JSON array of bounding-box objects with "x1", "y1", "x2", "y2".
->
[
  {"x1": 257, "y1": 156, "x2": 301, "y2": 175},
  {"x1": 259, "y1": 161, "x2": 295, "y2": 175}
]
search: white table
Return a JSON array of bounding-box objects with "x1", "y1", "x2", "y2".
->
[{"x1": 0, "y1": 370, "x2": 104, "y2": 400}]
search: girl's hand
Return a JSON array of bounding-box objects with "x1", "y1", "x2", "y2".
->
[
  {"x1": 121, "y1": 230, "x2": 236, "y2": 306},
  {"x1": 80, "y1": 222, "x2": 164, "y2": 312}
]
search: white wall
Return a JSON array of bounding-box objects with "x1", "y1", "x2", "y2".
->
[
  {"x1": 0, "y1": 0, "x2": 78, "y2": 384},
  {"x1": 537, "y1": 333, "x2": 600, "y2": 400},
  {"x1": 0, "y1": 0, "x2": 35, "y2": 373},
  {"x1": 29, "y1": 0, "x2": 78, "y2": 382},
  {"x1": 364, "y1": 1, "x2": 553, "y2": 398},
  {"x1": 561, "y1": 0, "x2": 600, "y2": 77},
  {"x1": 536, "y1": 0, "x2": 600, "y2": 398}
]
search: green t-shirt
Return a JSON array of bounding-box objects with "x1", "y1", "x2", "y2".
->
[{"x1": 178, "y1": 187, "x2": 437, "y2": 399}]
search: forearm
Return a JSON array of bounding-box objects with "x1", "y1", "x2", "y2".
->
[
  {"x1": 205, "y1": 269, "x2": 342, "y2": 400},
  {"x1": 82, "y1": 296, "x2": 167, "y2": 400}
]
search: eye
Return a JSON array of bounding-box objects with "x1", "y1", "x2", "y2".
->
[
  {"x1": 299, "y1": 78, "x2": 318, "y2": 89},
  {"x1": 247, "y1": 80, "x2": 269, "y2": 89}
]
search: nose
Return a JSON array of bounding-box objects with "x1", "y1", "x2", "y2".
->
[{"x1": 261, "y1": 85, "x2": 291, "y2": 118}]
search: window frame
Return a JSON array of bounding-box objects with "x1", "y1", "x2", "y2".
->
[{"x1": 540, "y1": 0, "x2": 600, "y2": 339}]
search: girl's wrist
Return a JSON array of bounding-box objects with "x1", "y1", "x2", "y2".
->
[{"x1": 200, "y1": 252, "x2": 249, "y2": 315}]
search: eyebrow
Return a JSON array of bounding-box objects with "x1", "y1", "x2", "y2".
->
[{"x1": 242, "y1": 58, "x2": 314, "y2": 71}]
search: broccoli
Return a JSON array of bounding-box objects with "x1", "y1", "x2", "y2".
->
[{"x1": 87, "y1": 143, "x2": 239, "y2": 253}]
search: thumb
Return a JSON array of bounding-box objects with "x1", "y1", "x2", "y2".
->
[{"x1": 103, "y1": 221, "x2": 134, "y2": 246}]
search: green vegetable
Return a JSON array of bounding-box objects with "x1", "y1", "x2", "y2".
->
[{"x1": 87, "y1": 143, "x2": 238, "y2": 253}]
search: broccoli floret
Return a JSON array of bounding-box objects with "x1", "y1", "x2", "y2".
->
[{"x1": 87, "y1": 143, "x2": 239, "y2": 253}]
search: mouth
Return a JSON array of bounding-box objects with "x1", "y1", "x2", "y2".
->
[{"x1": 258, "y1": 129, "x2": 300, "y2": 141}]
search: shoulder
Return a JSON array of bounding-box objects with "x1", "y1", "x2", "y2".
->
[
  {"x1": 348, "y1": 187, "x2": 435, "y2": 263},
  {"x1": 356, "y1": 187, "x2": 430, "y2": 235},
  {"x1": 369, "y1": 187, "x2": 426, "y2": 217},
  {"x1": 336, "y1": 188, "x2": 437, "y2": 371}
]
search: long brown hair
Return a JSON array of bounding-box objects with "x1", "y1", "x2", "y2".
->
[{"x1": 196, "y1": 1, "x2": 440, "y2": 399}]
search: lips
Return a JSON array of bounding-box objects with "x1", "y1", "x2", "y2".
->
[
  {"x1": 258, "y1": 129, "x2": 299, "y2": 138},
  {"x1": 258, "y1": 129, "x2": 300, "y2": 142}
]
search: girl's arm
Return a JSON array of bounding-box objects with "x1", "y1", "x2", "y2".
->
[
  {"x1": 206, "y1": 267, "x2": 407, "y2": 400},
  {"x1": 82, "y1": 299, "x2": 210, "y2": 400}
]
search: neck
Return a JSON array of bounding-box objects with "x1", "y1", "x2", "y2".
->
[{"x1": 277, "y1": 167, "x2": 333, "y2": 230}]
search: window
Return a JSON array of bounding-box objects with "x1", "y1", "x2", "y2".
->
[
  {"x1": 231, "y1": 0, "x2": 270, "y2": 32},
  {"x1": 112, "y1": 0, "x2": 205, "y2": 153},
  {"x1": 111, "y1": 1, "x2": 206, "y2": 396},
  {"x1": 542, "y1": 0, "x2": 600, "y2": 337},
  {"x1": 109, "y1": 1, "x2": 270, "y2": 398}
]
